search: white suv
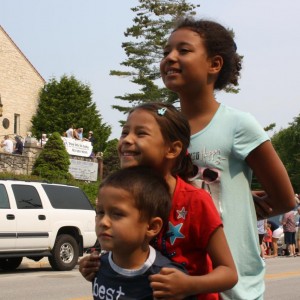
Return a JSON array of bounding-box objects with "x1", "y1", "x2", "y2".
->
[{"x1": 0, "y1": 180, "x2": 96, "y2": 271}]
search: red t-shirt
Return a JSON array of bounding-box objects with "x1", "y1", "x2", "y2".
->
[
  {"x1": 263, "y1": 228, "x2": 272, "y2": 243},
  {"x1": 154, "y1": 177, "x2": 222, "y2": 300}
]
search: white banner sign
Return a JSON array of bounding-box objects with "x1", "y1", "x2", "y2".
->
[
  {"x1": 69, "y1": 159, "x2": 98, "y2": 181},
  {"x1": 62, "y1": 137, "x2": 93, "y2": 157}
]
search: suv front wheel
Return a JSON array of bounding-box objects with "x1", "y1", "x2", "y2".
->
[{"x1": 48, "y1": 234, "x2": 79, "y2": 271}]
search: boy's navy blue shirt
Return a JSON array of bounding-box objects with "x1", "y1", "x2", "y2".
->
[{"x1": 92, "y1": 246, "x2": 196, "y2": 300}]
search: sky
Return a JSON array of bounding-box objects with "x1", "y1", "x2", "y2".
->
[{"x1": 1, "y1": 0, "x2": 300, "y2": 139}]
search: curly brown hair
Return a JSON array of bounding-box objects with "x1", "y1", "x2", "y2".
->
[{"x1": 173, "y1": 17, "x2": 242, "y2": 91}]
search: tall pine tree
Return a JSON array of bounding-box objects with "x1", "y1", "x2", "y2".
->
[{"x1": 110, "y1": 0, "x2": 200, "y2": 114}]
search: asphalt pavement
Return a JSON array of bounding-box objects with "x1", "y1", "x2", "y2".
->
[
  {"x1": 264, "y1": 254, "x2": 300, "y2": 299},
  {"x1": 19, "y1": 255, "x2": 300, "y2": 299}
]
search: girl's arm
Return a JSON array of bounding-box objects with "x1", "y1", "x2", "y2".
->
[
  {"x1": 246, "y1": 141, "x2": 295, "y2": 217},
  {"x1": 79, "y1": 251, "x2": 100, "y2": 282},
  {"x1": 149, "y1": 227, "x2": 238, "y2": 298}
]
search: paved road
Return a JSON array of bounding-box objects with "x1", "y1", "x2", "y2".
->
[
  {"x1": 1, "y1": 255, "x2": 300, "y2": 299},
  {"x1": 264, "y1": 255, "x2": 300, "y2": 299}
]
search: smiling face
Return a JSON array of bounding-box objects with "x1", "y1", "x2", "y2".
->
[
  {"x1": 117, "y1": 109, "x2": 171, "y2": 174},
  {"x1": 95, "y1": 186, "x2": 150, "y2": 254},
  {"x1": 160, "y1": 28, "x2": 211, "y2": 94}
]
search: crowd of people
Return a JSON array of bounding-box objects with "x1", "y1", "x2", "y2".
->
[
  {"x1": 0, "y1": 132, "x2": 47, "y2": 155},
  {"x1": 257, "y1": 199, "x2": 300, "y2": 259},
  {"x1": 0, "y1": 135, "x2": 24, "y2": 155},
  {"x1": 64, "y1": 125, "x2": 95, "y2": 145},
  {"x1": 0, "y1": 126, "x2": 95, "y2": 157}
]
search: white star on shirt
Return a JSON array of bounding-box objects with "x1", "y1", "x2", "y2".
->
[{"x1": 176, "y1": 207, "x2": 187, "y2": 219}]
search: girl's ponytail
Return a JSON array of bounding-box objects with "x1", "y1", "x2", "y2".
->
[{"x1": 174, "y1": 152, "x2": 196, "y2": 183}]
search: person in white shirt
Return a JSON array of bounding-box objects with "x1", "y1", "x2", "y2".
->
[
  {"x1": 1, "y1": 135, "x2": 13, "y2": 153},
  {"x1": 66, "y1": 125, "x2": 74, "y2": 138},
  {"x1": 38, "y1": 133, "x2": 48, "y2": 147}
]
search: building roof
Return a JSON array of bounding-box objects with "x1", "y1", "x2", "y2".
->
[{"x1": 0, "y1": 25, "x2": 45, "y2": 83}]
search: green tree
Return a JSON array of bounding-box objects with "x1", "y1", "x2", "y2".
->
[
  {"x1": 110, "y1": 0, "x2": 200, "y2": 114},
  {"x1": 272, "y1": 114, "x2": 300, "y2": 193},
  {"x1": 264, "y1": 123, "x2": 276, "y2": 132},
  {"x1": 32, "y1": 132, "x2": 71, "y2": 180},
  {"x1": 102, "y1": 138, "x2": 120, "y2": 177},
  {"x1": 31, "y1": 75, "x2": 111, "y2": 153}
]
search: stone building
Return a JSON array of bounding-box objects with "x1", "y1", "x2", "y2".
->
[{"x1": 0, "y1": 25, "x2": 45, "y2": 139}]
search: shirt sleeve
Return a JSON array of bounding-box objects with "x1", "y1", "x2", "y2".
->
[{"x1": 232, "y1": 112, "x2": 269, "y2": 160}]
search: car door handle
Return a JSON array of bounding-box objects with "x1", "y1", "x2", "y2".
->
[
  {"x1": 38, "y1": 215, "x2": 46, "y2": 220},
  {"x1": 6, "y1": 214, "x2": 15, "y2": 220}
]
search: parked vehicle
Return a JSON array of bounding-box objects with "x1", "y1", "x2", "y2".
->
[{"x1": 0, "y1": 180, "x2": 96, "y2": 271}]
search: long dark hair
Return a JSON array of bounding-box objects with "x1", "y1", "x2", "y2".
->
[{"x1": 129, "y1": 102, "x2": 195, "y2": 182}]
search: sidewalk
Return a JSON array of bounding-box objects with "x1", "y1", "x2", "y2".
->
[{"x1": 19, "y1": 256, "x2": 51, "y2": 269}]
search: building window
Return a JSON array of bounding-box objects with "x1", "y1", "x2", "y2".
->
[{"x1": 14, "y1": 114, "x2": 20, "y2": 135}]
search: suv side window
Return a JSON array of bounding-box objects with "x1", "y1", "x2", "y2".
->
[
  {"x1": 12, "y1": 185, "x2": 43, "y2": 209},
  {"x1": 0, "y1": 184, "x2": 10, "y2": 209},
  {"x1": 42, "y1": 185, "x2": 94, "y2": 210}
]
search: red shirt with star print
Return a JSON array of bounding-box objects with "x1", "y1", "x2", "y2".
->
[{"x1": 154, "y1": 176, "x2": 222, "y2": 300}]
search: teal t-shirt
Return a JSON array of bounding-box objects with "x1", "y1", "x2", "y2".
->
[{"x1": 189, "y1": 104, "x2": 269, "y2": 300}]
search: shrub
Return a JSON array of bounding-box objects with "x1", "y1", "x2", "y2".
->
[{"x1": 32, "y1": 132, "x2": 71, "y2": 180}]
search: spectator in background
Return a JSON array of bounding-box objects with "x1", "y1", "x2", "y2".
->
[
  {"x1": 88, "y1": 131, "x2": 95, "y2": 145},
  {"x1": 73, "y1": 128, "x2": 80, "y2": 140},
  {"x1": 257, "y1": 219, "x2": 267, "y2": 260},
  {"x1": 66, "y1": 125, "x2": 74, "y2": 138},
  {"x1": 77, "y1": 128, "x2": 83, "y2": 140},
  {"x1": 88, "y1": 131, "x2": 95, "y2": 158},
  {"x1": 1, "y1": 135, "x2": 13, "y2": 153},
  {"x1": 263, "y1": 223, "x2": 273, "y2": 256},
  {"x1": 267, "y1": 219, "x2": 282, "y2": 257},
  {"x1": 13, "y1": 136, "x2": 23, "y2": 155},
  {"x1": 38, "y1": 134, "x2": 48, "y2": 147},
  {"x1": 296, "y1": 206, "x2": 300, "y2": 256},
  {"x1": 282, "y1": 210, "x2": 297, "y2": 257}
]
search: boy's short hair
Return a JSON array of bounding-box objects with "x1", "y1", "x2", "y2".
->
[{"x1": 99, "y1": 166, "x2": 171, "y2": 225}]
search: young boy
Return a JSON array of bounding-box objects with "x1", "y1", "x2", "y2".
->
[{"x1": 93, "y1": 166, "x2": 193, "y2": 300}]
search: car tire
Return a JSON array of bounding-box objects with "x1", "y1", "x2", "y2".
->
[
  {"x1": 48, "y1": 234, "x2": 79, "y2": 271},
  {"x1": 0, "y1": 257, "x2": 23, "y2": 271}
]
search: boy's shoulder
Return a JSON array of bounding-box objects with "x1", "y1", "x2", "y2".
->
[{"x1": 152, "y1": 248, "x2": 187, "y2": 273}]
